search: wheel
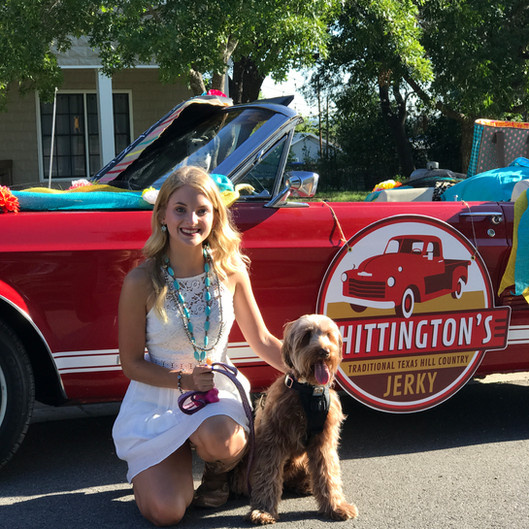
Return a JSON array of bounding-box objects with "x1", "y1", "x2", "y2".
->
[
  {"x1": 0, "y1": 320, "x2": 35, "y2": 470},
  {"x1": 396, "y1": 287, "x2": 415, "y2": 319},
  {"x1": 349, "y1": 303, "x2": 367, "y2": 313},
  {"x1": 451, "y1": 277, "x2": 465, "y2": 299}
]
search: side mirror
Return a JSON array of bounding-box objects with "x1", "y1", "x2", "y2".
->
[{"x1": 265, "y1": 171, "x2": 319, "y2": 208}]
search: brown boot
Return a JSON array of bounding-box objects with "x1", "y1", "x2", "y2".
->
[{"x1": 193, "y1": 460, "x2": 232, "y2": 508}]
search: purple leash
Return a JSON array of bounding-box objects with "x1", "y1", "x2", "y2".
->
[{"x1": 178, "y1": 362, "x2": 254, "y2": 493}]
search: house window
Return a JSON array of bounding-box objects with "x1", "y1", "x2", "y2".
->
[{"x1": 40, "y1": 93, "x2": 131, "y2": 180}]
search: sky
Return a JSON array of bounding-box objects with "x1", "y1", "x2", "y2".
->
[{"x1": 260, "y1": 70, "x2": 316, "y2": 117}]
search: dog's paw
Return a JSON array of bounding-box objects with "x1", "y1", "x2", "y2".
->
[
  {"x1": 245, "y1": 509, "x2": 278, "y2": 525},
  {"x1": 327, "y1": 502, "x2": 359, "y2": 521}
]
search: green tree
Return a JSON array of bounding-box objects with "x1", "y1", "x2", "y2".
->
[
  {"x1": 311, "y1": 0, "x2": 432, "y2": 176},
  {"x1": 0, "y1": 0, "x2": 90, "y2": 108},
  {"x1": 415, "y1": 0, "x2": 529, "y2": 165},
  {"x1": 318, "y1": 0, "x2": 529, "y2": 173},
  {"x1": 0, "y1": 0, "x2": 339, "y2": 108},
  {"x1": 90, "y1": 0, "x2": 338, "y2": 102}
]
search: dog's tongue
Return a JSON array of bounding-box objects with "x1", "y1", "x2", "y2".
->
[{"x1": 315, "y1": 362, "x2": 330, "y2": 385}]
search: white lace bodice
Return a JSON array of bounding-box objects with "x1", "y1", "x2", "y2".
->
[{"x1": 146, "y1": 272, "x2": 235, "y2": 371}]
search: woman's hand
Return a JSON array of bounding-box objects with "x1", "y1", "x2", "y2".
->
[{"x1": 185, "y1": 365, "x2": 214, "y2": 392}]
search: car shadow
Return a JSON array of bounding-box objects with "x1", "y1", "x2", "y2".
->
[{"x1": 338, "y1": 379, "x2": 529, "y2": 460}]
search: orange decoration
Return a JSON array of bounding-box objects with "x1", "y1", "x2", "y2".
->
[
  {"x1": 372, "y1": 179, "x2": 403, "y2": 192},
  {"x1": 0, "y1": 186, "x2": 19, "y2": 213}
]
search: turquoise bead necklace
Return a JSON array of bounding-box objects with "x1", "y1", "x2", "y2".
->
[{"x1": 164, "y1": 244, "x2": 223, "y2": 364}]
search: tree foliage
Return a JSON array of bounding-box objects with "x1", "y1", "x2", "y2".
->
[
  {"x1": 309, "y1": 0, "x2": 433, "y2": 176},
  {"x1": 0, "y1": 0, "x2": 338, "y2": 107},
  {"x1": 416, "y1": 0, "x2": 529, "y2": 163},
  {"x1": 89, "y1": 0, "x2": 339, "y2": 101},
  {"x1": 420, "y1": 0, "x2": 529, "y2": 119},
  {"x1": 316, "y1": 0, "x2": 529, "y2": 174},
  {"x1": 0, "y1": 0, "x2": 90, "y2": 108}
]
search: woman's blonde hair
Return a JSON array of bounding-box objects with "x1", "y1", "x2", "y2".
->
[{"x1": 143, "y1": 166, "x2": 248, "y2": 319}]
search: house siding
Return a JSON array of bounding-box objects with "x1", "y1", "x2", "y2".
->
[
  {"x1": 0, "y1": 88, "x2": 40, "y2": 186},
  {"x1": 0, "y1": 68, "x2": 191, "y2": 186}
]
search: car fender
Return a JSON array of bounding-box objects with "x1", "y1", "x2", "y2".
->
[
  {"x1": 0, "y1": 281, "x2": 30, "y2": 315},
  {"x1": 0, "y1": 281, "x2": 65, "y2": 399}
]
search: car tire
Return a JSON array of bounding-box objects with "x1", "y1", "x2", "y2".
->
[
  {"x1": 396, "y1": 287, "x2": 415, "y2": 319},
  {"x1": 0, "y1": 320, "x2": 35, "y2": 470},
  {"x1": 451, "y1": 277, "x2": 465, "y2": 300},
  {"x1": 349, "y1": 303, "x2": 367, "y2": 313}
]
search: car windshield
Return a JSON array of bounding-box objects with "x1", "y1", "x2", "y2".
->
[
  {"x1": 111, "y1": 106, "x2": 274, "y2": 190},
  {"x1": 385, "y1": 239, "x2": 400, "y2": 254}
]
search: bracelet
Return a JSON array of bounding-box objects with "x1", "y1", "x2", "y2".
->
[{"x1": 177, "y1": 371, "x2": 183, "y2": 394}]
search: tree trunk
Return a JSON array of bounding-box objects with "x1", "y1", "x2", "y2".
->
[
  {"x1": 378, "y1": 80, "x2": 415, "y2": 177},
  {"x1": 188, "y1": 69, "x2": 206, "y2": 96},
  {"x1": 460, "y1": 117, "x2": 475, "y2": 172},
  {"x1": 210, "y1": 36, "x2": 239, "y2": 96},
  {"x1": 211, "y1": 72, "x2": 226, "y2": 93},
  {"x1": 231, "y1": 57, "x2": 265, "y2": 104},
  {"x1": 403, "y1": 73, "x2": 472, "y2": 172}
]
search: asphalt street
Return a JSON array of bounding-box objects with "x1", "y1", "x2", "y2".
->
[{"x1": 1, "y1": 374, "x2": 528, "y2": 529}]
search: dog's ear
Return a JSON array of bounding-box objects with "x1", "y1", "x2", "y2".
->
[
  {"x1": 327, "y1": 319, "x2": 344, "y2": 358},
  {"x1": 336, "y1": 327, "x2": 343, "y2": 358},
  {"x1": 281, "y1": 321, "x2": 295, "y2": 369}
]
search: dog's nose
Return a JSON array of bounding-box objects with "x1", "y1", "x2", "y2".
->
[{"x1": 318, "y1": 348, "x2": 331, "y2": 359}]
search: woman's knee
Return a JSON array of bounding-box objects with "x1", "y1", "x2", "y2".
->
[
  {"x1": 137, "y1": 493, "x2": 190, "y2": 527},
  {"x1": 193, "y1": 417, "x2": 247, "y2": 461},
  {"x1": 132, "y1": 451, "x2": 194, "y2": 526}
]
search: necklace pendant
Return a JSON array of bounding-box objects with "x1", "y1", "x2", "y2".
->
[{"x1": 195, "y1": 350, "x2": 206, "y2": 363}]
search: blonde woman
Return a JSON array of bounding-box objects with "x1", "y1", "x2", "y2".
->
[{"x1": 113, "y1": 166, "x2": 284, "y2": 526}]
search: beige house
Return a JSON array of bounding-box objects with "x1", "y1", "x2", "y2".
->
[{"x1": 0, "y1": 38, "x2": 191, "y2": 187}]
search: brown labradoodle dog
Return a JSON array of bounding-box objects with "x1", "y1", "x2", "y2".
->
[{"x1": 246, "y1": 314, "x2": 358, "y2": 525}]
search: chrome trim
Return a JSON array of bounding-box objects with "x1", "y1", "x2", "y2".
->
[
  {"x1": 460, "y1": 211, "x2": 503, "y2": 224},
  {"x1": 265, "y1": 171, "x2": 319, "y2": 208}
]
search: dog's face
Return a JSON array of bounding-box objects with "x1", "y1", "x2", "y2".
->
[{"x1": 282, "y1": 314, "x2": 343, "y2": 386}]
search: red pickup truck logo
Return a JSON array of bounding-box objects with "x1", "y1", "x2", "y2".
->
[
  {"x1": 318, "y1": 215, "x2": 510, "y2": 413},
  {"x1": 341, "y1": 235, "x2": 470, "y2": 318}
]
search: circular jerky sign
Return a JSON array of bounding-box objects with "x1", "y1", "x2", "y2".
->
[{"x1": 317, "y1": 215, "x2": 510, "y2": 413}]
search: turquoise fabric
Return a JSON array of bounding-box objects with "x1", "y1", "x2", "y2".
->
[
  {"x1": 515, "y1": 188, "x2": 529, "y2": 295},
  {"x1": 443, "y1": 157, "x2": 529, "y2": 202},
  {"x1": 13, "y1": 190, "x2": 153, "y2": 211},
  {"x1": 467, "y1": 122, "x2": 485, "y2": 177},
  {"x1": 209, "y1": 173, "x2": 234, "y2": 193}
]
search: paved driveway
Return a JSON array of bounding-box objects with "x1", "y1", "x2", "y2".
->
[{"x1": 1, "y1": 375, "x2": 528, "y2": 529}]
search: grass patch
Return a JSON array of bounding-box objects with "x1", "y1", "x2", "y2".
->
[{"x1": 313, "y1": 190, "x2": 370, "y2": 202}]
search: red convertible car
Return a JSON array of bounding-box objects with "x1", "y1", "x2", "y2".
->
[{"x1": 0, "y1": 94, "x2": 527, "y2": 467}]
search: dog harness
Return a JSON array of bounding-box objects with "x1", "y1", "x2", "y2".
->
[{"x1": 284, "y1": 374, "x2": 330, "y2": 442}]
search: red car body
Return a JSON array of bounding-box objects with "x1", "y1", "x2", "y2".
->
[
  {"x1": 1, "y1": 95, "x2": 527, "y2": 467},
  {"x1": 1, "y1": 202, "x2": 523, "y2": 396}
]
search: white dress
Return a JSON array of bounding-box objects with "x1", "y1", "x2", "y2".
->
[{"x1": 112, "y1": 272, "x2": 251, "y2": 482}]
